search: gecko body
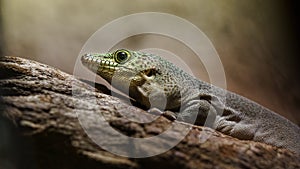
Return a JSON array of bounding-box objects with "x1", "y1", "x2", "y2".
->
[{"x1": 81, "y1": 49, "x2": 300, "y2": 154}]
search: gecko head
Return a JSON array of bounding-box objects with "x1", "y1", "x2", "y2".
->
[{"x1": 81, "y1": 49, "x2": 165, "y2": 94}]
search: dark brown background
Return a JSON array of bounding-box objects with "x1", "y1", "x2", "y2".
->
[{"x1": 1, "y1": 0, "x2": 299, "y2": 125}]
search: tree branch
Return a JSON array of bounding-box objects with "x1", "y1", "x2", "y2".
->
[{"x1": 0, "y1": 56, "x2": 299, "y2": 169}]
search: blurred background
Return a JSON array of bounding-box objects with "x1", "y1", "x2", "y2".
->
[{"x1": 0, "y1": 0, "x2": 299, "y2": 125}]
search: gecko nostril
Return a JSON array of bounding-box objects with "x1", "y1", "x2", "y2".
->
[
  {"x1": 81, "y1": 54, "x2": 87, "y2": 60},
  {"x1": 81, "y1": 54, "x2": 92, "y2": 63}
]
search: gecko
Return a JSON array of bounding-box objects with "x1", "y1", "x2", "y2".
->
[{"x1": 81, "y1": 49, "x2": 300, "y2": 154}]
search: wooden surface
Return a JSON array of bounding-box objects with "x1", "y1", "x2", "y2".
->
[{"x1": 0, "y1": 56, "x2": 299, "y2": 169}]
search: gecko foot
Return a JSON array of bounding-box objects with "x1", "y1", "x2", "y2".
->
[{"x1": 147, "y1": 108, "x2": 177, "y2": 121}]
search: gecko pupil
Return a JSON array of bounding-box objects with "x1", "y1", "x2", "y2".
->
[{"x1": 117, "y1": 52, "x2": 127, "y2": 61}]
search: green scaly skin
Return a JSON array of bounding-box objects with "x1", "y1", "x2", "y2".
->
[{"x1": 81, "y1": 49, "x2": 300, "y2": 154}]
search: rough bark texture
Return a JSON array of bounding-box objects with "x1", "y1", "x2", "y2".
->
[{"x1": 0, "y1": 56, "x2": 299, "y2": 169}]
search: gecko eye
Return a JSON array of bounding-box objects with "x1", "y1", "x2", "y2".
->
[{"x1": 114, "y1": 49, "x2": 131, "y2": 64}]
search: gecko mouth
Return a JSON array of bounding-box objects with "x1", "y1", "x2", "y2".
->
[
  {"x1": 81, "y1": 53, "x2": 119, "y2": 72},
  {"x1": 81, "y1": 53, "x2": 138, "y2": 75}
]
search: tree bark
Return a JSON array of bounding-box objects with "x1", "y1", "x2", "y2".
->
[{"x1": 0, "y1": 56, "x2": 299, "y2": 169}]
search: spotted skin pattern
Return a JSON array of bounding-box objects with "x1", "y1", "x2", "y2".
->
[{"x1": 82, "y1": 49, "x2": 300, "y2": 154}]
